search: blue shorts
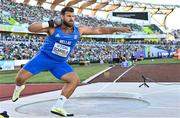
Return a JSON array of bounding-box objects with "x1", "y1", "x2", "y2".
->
[{"x1": 22, "y1": 51, "x2": 74, "y2": 79}]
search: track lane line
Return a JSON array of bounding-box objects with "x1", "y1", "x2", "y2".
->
[{"x1": 97, "y1": 65, "x2": 135, "y2": 92}]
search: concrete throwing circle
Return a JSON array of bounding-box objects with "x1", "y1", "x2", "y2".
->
[{"x1": 15, "y1": 93, "x2": 149, "y2": 117}]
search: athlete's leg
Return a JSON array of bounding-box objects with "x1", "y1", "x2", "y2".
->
[
  {"x1": 12, "y1": 69, "x2": 33, "y2": 102},
  {"x1": 50, "y1": 62, "x2": 80, "y2": 99},
  {"x1": 15, "y1": 52, "x2": 54, "y2": 85},
  {"x1": 60, "y1": 72, "x2": 80, "y2": 98},
  {"x1": 51, "y1": 72, "x2": 80, "y2": 117},
  {"x1": 50, "y1": 62, "x2": 80, "y2": 116},
  {"x1": 15, "y1": 69, "x2": 33, "y2": 86},
  {"x1": 12, "y1": 52, "x2": 52, "y2": 102}
]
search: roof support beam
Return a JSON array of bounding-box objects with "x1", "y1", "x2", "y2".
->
[
  {"x1": 78, "y1": 0, "x2": 97, "y2": 14},
  {"x1": 106, "y1": 4, "x2": 120, "y2": 12},
  {"x1": 37, "y1": 0, "x2": 46, "y2": 6},
  {"x1": 23, "y1": 0, "x2": 30, "y2": 5},
  {"x1": 163, "y1": 8, "x2": 174, "y2": 30},
  {"x1": 91, "y1": 1, "x2": 108, "y2": 16},
  {"x1": 66, "y1": 0, "x2": 82, "y2": 7},
  {"x1": 50, "y1": 0, "x2": 65, "y2": 10}
]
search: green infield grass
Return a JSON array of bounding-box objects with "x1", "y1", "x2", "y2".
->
[
  {"x1": 0, "y1": 63, "x2": 109, "y2": 84},
  {"x1": 135, "y1": 58, "x2": 180, "y2": 65}
]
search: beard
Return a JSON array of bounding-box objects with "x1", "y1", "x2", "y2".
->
[{"x1": 62, "y1": 20, "x2": 73, "y2": 27}]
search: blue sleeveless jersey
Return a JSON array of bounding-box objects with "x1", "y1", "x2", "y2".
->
[{"x1": 40, "y1": 25, "x2": 80, "y2": 62}]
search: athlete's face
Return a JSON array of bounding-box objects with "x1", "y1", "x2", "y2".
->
[{"x1": 61, "y1": 12, "x2": 75, "y2": 27}]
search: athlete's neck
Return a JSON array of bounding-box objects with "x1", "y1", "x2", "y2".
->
[{"x1": 60, "y1": 24, "x2": 73, "y2": 34}]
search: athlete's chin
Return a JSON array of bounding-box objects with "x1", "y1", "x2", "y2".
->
[{"x1": 68, "y1": 23, "x2": 74, "y2": 27}]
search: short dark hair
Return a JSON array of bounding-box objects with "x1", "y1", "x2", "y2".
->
[{"x1": 61, "y1": 7, "x2": 74, "y2": 15}]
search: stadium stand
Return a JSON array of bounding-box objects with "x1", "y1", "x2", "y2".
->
[
  {"x1": 1, "y1": 0, "x2": 179, "y2": 64},
  {"x1": 172, "y1": 29, "x2": 180, "y2": 39},
  {"x1": 0, "y1": 0, "x2": 162, "y2": 34}
]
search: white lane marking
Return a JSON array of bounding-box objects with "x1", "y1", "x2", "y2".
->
[
  {"x1": 82, "y1": 67, "x2": 112, "y2": 84},
  {"x1": 113, "y1": 65, "x2": 135, "y2": 83},
  {"x1": 97, "y1": 65, "x2": 135, "y2": 92}
]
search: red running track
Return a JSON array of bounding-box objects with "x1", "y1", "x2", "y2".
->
[{"x1": 0, "y1": 84, "x2": 64, "y2": 101}]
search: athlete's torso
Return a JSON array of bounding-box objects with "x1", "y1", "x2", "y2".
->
[{"x1": 40, "y1": 25, "x2": 80, "y2": 62}]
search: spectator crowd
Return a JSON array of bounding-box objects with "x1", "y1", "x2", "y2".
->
[
  {"x1": 0, "y1": 36, "x2": 145, "y2": 63},
  {"x1": 1, "y1": 0, "x2": 179, "y2": 64},
  {"x1": 0, "y1": 0, "x2": 162, "y2": 34},
  {"x1": 1, "y1": 33, "x2": 180, "y2": 63}
]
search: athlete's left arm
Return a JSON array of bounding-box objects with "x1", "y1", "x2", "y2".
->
[{"x1": 78, "y1": 26, "x2": 131, "y2": 35}]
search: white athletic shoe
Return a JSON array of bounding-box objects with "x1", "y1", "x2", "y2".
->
[
  {"x1": 12, "y1": 85, "x2": 25, "y2": 102},
  {"x1": 51, "y1": 107, "x2": 74, "y2": 117}
]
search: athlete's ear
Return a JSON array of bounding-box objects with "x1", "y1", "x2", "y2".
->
[{"x1": 61, "y1": 15, "x2": 64, "y2": 20}]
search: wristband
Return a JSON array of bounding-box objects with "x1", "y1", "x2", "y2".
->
[{"x1": 42, "y1": 22, "x2": 49, "y2": 28}]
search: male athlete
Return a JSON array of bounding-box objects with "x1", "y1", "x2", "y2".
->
[{"x1": 12, "y1": 7, "x2": 131, "y2": 117}]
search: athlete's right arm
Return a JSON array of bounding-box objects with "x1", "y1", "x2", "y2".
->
[
  {"x1": 28, "y1": 22, "x2": 49, "y2": 33},
  {"x1": 28, "y1": 18, "x2": 62, "y2": 33}
]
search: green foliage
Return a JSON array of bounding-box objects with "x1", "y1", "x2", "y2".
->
[{"x1": 143, "y1": 26, "x2": 154, "y2": 34}]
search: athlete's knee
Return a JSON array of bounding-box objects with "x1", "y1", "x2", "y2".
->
[
  {"x1": 61, "y1": 72, "x2": 80, "y2": 84},
  {"x1": 16, "y1": 73, "x2": 24, "y2": 80},
  {"x1": 74, "y1": 78, "x2": 80, "y2": 86},
  {"x1": 67, "y1": 77, "x2": 80, "y2": 86},
  {"x1": 15, "y1": 70, "x2": 31, "y2": 85},
  {"x1": 15, "y1": 73, "x2": 26, "y2": 85}
]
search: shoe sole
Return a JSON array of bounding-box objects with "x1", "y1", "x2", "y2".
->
[
  {"x1": 12, "y1": 98, "x2": 18, "y2": 102},
  {"x1": 12, "y1": 85, "x2": 25, "y2": 102},
  {"x1": 51, "y1": 110, "x2": 74, "y2": 117}
]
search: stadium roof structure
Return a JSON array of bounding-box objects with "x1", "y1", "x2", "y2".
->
[{"x1": 21, "y1": 0, "x2": 180, "y2": 30}]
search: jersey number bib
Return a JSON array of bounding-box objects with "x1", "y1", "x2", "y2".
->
[{"x1": 52, "y1": 43, "x2": 70, "y2": 57}]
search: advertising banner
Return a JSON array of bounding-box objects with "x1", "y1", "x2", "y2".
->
[{"x1": 0, "y1": 60, "x2": 15, "y2": 70}]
